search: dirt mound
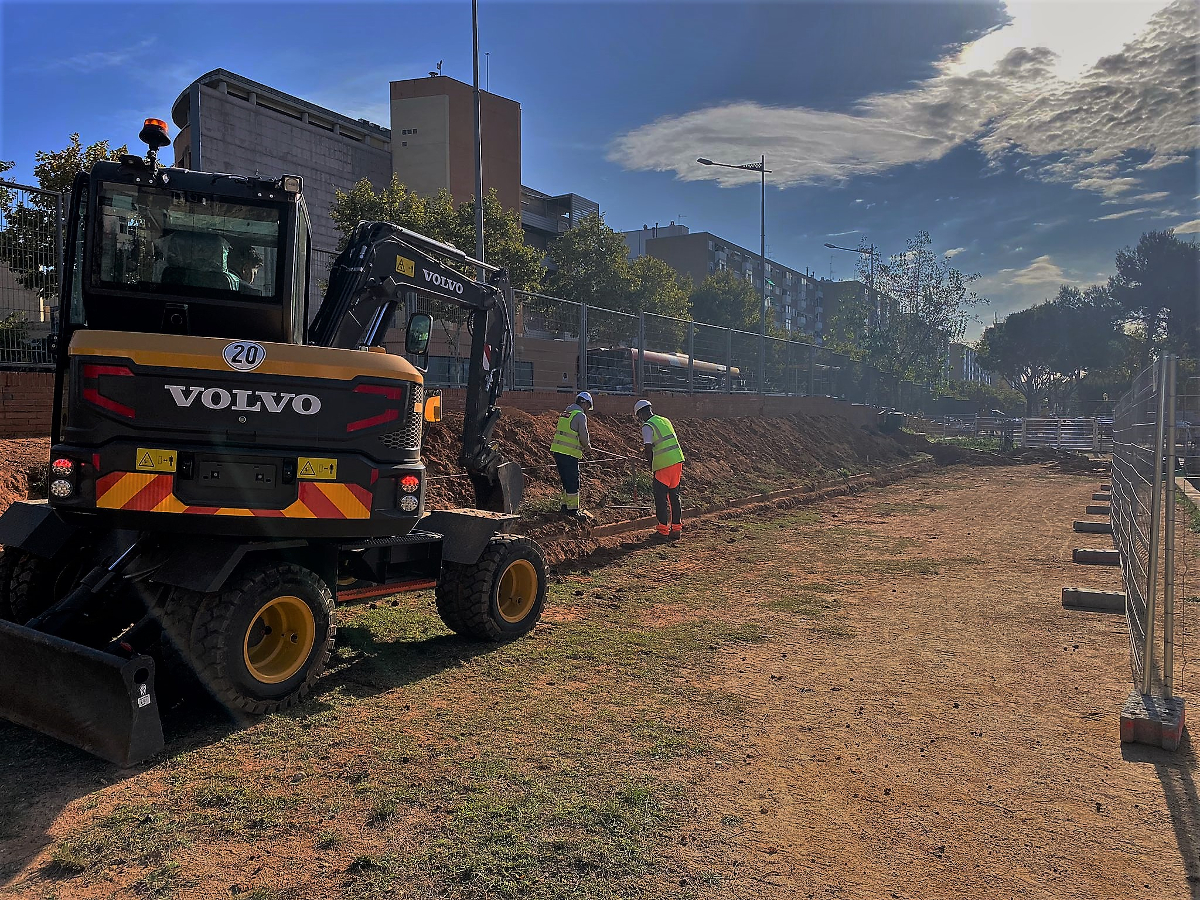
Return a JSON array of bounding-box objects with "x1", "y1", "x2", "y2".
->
[{"x1": 0, "y1": 438, "x2": 49, "y2": 515}]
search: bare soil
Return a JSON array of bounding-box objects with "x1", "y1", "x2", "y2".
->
[{"x1": 1, "y1": 464, "x2": 1194, "y2": 900}]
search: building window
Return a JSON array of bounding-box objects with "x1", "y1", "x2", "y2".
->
[{"x1": 402, "y1": 141, "x2": 408, "y2": 147}]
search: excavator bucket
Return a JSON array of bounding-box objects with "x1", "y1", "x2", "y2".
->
[{"x1": 0, "y1": 619, "x2": 164, "y2": 767}]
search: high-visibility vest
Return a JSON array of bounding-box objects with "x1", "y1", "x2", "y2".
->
[
  {"x1": 647, "y1": 414, "x2": 684, "y2": 470},
  {"x1": 550, "y1": 409, "x2": 584, "y2": 458}
]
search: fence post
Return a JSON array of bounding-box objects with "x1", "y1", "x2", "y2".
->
[
  {"x1": 758, "y1": 333, "x2": 765, "y2": 395},
  {"x1": 686, "y1": 320, "x2": 695, "y2": 394},
  {"x1": 1143, "y1": 359, "x2": 1168, "y2": 696},
  {"x1": 808, "y1": 346, "x2": 815, "y2": 397},
  {"x1": 1163, "y1": 354, "x2": 1178, "y2": 698},
  {"x1": 578, "y1": 302, "x2": 588, "y2": 393},
  {"x1": 1056, "y1": 418, "x2": 1063, "y2": 449},
  {"x1": 637, "y1": 312, "x2": 646, "y2": 396},
  {"x1": 1019, "y1": 418, "x2": 1027, "y2": 447},
  {"x1": 726, "y1": 328, "x2": 733, "y2": 395},
  {"x1": 1092, "y1": 417, "x2": 1099, "y2": 452}
]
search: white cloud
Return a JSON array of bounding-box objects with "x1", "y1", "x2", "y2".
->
[
  {"x1": 1102, "y1": 191, "x2": 1172, "y2": 205},
  {"x1": 945, "y1": 247, "x2": 967, "y2": 257},
  {"x1": 1009, "y1": 255, "x2": 1065, "y2": 285},
  {"x1": 610, "y1": 1, "x2": 1197, "y2": 196},
  {"x1": 1137, "y1": 154, "x2": 1192, "y2": 170},
  {"x1": 1092, "y1": 207, "x2": 1152, "y2": 221},
  {"x1": 22, "y1": 38, "x2": 157, "y2": 74},
  {"x1": 1173, "y1": 219, "x2": 1200, "y2": 234}
]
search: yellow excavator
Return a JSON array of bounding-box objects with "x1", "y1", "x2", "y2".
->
[{"x1": 0, "y1": 118, "x2": 546, "y2": 764}]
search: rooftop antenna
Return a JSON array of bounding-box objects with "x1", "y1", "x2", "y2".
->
[{"x1": 429, "y1": 60, "x2": 443, "y2": 77}]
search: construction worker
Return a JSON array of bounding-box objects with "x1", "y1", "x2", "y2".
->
[
  {"x1": 550, "y1": 391, "x2": 593, "y2": 516},
  {"x1": 634, "y1": 399, "x2": 684, "y2": 539}
]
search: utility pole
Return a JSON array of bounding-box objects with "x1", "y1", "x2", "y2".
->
[
  {"x1": 759, "y1": 154, "x2": 767, "y2": 392},
  {"x1": 471, "y1": 0, "x2": 485, "y2": 274}
]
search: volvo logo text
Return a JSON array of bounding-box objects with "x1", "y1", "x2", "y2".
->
[
  {"x1": 164, "y1": 385, "x2": 322, "y2": 415},
  {"x1": 423, "y1": 269, "x2": 464, "y2": 294}
]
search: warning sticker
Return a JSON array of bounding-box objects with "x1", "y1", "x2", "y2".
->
[
  {"x1": 135, "y1": 448, "x2": 177, "y2": 473},
  {"x1": 396, "y1": 256, "x2": 415, "y2": 277},
  {"x1": 297, "y1": 457, "x2": 337, "y2": 480}
]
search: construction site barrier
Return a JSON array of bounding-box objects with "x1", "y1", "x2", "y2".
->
[{"x1": 0, "y1": 180, "x2": 62, "y2": 369}]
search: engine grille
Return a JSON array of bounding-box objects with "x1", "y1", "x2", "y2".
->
[{"x1": 379, "y1": 383, "x2": 424, "y2": 450}]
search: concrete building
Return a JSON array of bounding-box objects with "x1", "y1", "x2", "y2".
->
[
  {"x1": 946, "y1": 342, "x2": 993, "y2": 385},
  {"x1": 389, "y1": 75, "x2": 521, "y2": 215},
  {"x1": 520, "y1": 188, "x2": 600, "y2": 253},
  {"x1": 171, "y1": 69, "x2": 393, "y2": 256},
  {"x1": 623, "y1": 227, "x2": 826, "y2": 340}
]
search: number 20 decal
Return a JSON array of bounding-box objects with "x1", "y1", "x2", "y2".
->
[{"x1": 223, "y1": 341, "x2": 267, "y2": 371}]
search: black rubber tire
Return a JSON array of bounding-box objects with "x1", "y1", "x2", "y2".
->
[
  {"x1": 188, "y1": 562, "x2": 335, "y2": 715},
  {"x1": 5, "y1": 549, "x2": 89, "y2": 625},
  {"x1": 434, "y1": 535, "x2": 547, "y2": 641},
  {"x1": 0, "y1": 548, "x2": 14, "y2": 622}
]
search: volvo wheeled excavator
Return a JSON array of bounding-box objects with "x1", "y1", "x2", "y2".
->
[{"x1": 0, "y1": 118, "x2": 547, "y2": 765}]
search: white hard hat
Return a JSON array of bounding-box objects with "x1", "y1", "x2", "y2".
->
[
  {"x1": 633, "y1": 399, "x2": 652, "y2": 414},
  {"x1": 576, "y1": 391, "x2": 593, "y2": 406}
]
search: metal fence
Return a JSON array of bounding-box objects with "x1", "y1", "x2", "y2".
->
[
  {"x1": 388, "y1": 290, "x2": 939, "y2": 413},
  {"x1": 0, "y1": 180, "x2": 63, "y2": 368},
  {"x1": 1018, "y1": 418, "x2": 1114, "y2": 452},
  {"x1": 1111, "y1": 355, "x2": 1195, "y2": 698}
]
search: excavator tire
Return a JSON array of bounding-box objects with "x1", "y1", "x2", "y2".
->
[
  {"x1": 178, "y1": 561, "x2": 335, "y2": 716},
  {"x1": 4, "y1": 547, "x2": 90, "y2": 625},
  {"x1": 435, "y1": 535, "x2": 546, "y2": 641}
]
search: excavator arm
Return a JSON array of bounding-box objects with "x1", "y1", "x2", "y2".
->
[{"x1": 309, "y1": 223, "x2": 521, "y2": 513}]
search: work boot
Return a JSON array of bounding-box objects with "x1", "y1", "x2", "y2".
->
[
  {"x1": 669, "y1": 529, "x2": 682, "y2": 541},
  {"x1": 560, "y1": 505, "x2": 570, "y2": 515}
]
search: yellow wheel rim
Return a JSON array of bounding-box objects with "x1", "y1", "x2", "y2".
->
[
  {"x1": 243, "y1": 595, "x2": 316, "y2": 685},
  {"x1": 497, "y1": 559, "x2": 538, "y2": 624}
]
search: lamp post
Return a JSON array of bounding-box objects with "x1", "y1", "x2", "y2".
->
[
  {"x1": 698, "y1": 155, "x2": 771, "y2": 391},
  {"x1": 471, "y1": 0, "x2": 485, "y2": 275},
  {"x1": 824, "y1": 241, "x2": 879, "y2": 331}
]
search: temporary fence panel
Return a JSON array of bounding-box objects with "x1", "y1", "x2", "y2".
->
[
  {"x1": 583, "y1": 303, "x2": 638, "y2": 395},
  {"x1": 0, "y1": 180, "x2": 62, "y2": 368},
  {"x1": 1018, "y1": 418, "x2": 1106, "y2": 451},
  {"x1": 691, "y1": 321, "x2": 735, "y2": 393},
  {"x1": 514, "y1": 293, "x2": 581, "y2": 392},
  {"x1": 728, "y1": 330, "x2": 761, "y2": 393},
  {"x1": 641, "y1": 313, "x2": 692, "y2": 393}
]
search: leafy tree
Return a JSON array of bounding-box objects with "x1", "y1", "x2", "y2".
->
[
  {"x1": 1107, "y1": 229, "x2": 1199, "y2": 362},
  {"x1": 860, "y1": 232, "x2": 982, "y2": 384},
  {"x1": 330, "y1": 175, "x2": 542, "y2": 292},
  {"x1": 0, "y1": 137, "x2": 127, "y2": 357},
  {"x1": 628, "y1": 255, "x2": 692, "y2": 319},
  {"x1": 978, "y1": 303, "x2": 1055, "y2": 415},
  {"x1": 544, "y1": 211, "x2": 636, "y2": 311},
  {"x1": 688, "y1": 269, "x2": 760, "y2": 330}
]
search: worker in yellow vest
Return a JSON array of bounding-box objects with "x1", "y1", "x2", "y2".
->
[
  {"x1": 634, "y1": 399, "x2": 685, "y2": 539},
  {"x1": 550, "y1": 391, "x2": 593, "y2": 516}
]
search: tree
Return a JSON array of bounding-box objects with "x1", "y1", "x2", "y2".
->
[
  {"x1": 978, "y1": 303, "x2": 1056, "y2": 415},
  {"x1": 688, "y1": 269, "x2": 760, "y2": 331},
  {"x1": 0, "y1": 136, "x2": 127, "y2": 345},
  {"x1": 330, "y1": 175, "x2": 542, "y2": 293},
  {"x1": 1107, "y1": 229, "x2": 1199, "y2": 362},
  {"x1": 628, "y1": 255, "x2": 692, "y2": 319},
  {"x1": 861, "y1": 232, "x2": 983, "y2": 384},
  {"x1": 544, "y1": 211, "x2": 635, "y2": 311}
]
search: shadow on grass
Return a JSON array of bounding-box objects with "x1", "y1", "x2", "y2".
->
[
  {"x1": 1121, "y1": 731, "x2": 1200, "y2": 898},
  {"x1": 0, "y1": 624, "x2": 501, "y2": 888}
]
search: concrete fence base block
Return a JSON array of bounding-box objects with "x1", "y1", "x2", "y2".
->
[
  {"x1": 1121, "y1": 691, "x2": 1186, "y2": 751},
  {"x1": 1100, "y1": 484, "x2": 1112, "y2": 492},
  {"x1": 1092, "y1": 493, "x2": 1112, "y2": 502},
  {"x1": 1073, "y1": 520, "x2": 1113, "y2": 534},
  {"x1": 1085, "y1": 505, "x2": 1111, "y2": 516},
  {"x1": 1062, "y1": 587, "x2": 1125, "y2": 613},
  {"x1": 1072, "y1": 547, "x2": 1120, "y2": 565}
]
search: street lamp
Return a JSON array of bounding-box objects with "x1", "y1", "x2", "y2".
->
[
  {"x1": 824, "y1": 241, "x2": 879, "y2": 331},
  {"x1": 698, "y1": 155, "x2": 771, "y2": 391}
]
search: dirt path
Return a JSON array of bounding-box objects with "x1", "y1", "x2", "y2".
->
[
  {"x1": 0, "y1": 464, "x2": 1193, "y2": 900},
  {"x1": 675, "y1": 466, "x2": 1197, "y2": 899}
]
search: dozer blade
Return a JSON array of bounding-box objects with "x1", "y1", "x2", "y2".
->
[{"x1": 0, "y1": 619, "x2": 164, "y2": 767}]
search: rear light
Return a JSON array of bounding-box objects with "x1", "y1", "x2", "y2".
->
[
  {"x1": 50, "y1": 479, "x2": 74, "y2": 498},
  {"x1": 399, "y1": 494, "x2": 419, "y2": 513},
  {"x1": 51, "y1": 458, "x2": 75, "y2": 477},
  {"x1": 81, "y1": 363, "x2": 135, "y2": 418},
  {"x1": 400, "y1": 475, "x2": 420, "y2": 493}
]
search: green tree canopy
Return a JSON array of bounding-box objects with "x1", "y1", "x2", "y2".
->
[
  {"x1": 1107, "y1": 229, "x2": 1199, "y2": 361},
  {"x1": 544, "y1": 211, "x2": 636, "y2": 311},
  {"x1": 329, "y1": 175, "x2": 543, "y2": 292},
  {"x1": 628, "y1": 255, "x2": 692, "y2": 319},
  {"x1": 688, "y1": 269, "x2": 760, "y2": 331}
]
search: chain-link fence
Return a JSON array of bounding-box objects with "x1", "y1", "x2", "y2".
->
[
  {"x1": 1111, "y1": 355, "x2": 1196, "y2": 699},
  {"x1": 0, "y1": 180, "x2": 62, "y2": 368}
]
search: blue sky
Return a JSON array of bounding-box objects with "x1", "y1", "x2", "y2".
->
[{"x1": 2, "y1": 0, "x2": 1197, "y2": 339}]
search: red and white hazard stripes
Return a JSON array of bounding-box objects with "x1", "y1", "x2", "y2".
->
[{"x1": 94, "y1": 472, "x2": 372, "y2": 519}]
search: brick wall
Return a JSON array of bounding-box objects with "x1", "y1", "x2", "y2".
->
[{"x1": 0, "y1": 371, "x2": 53, "y2": 438}]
